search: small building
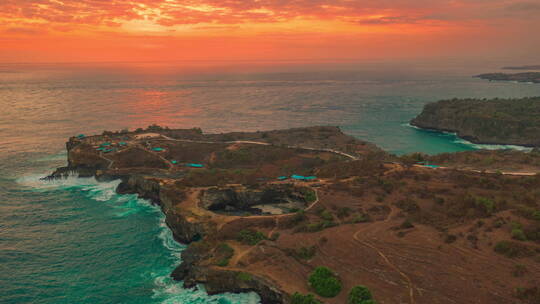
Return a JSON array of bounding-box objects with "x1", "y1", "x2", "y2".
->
[
  {"x1": 291, "y1": 174, "x2": 317, "y2": 181},
  {"x1": 171, "y1": 160, "x2": 178, "y2": 164},
  {"x1": 186, "y1": 163, "x2": 204, "y2": 168},
  {"x1": 77, "y1": 134, "x2": 85, "y2": 139},
  {"x1": 152, "y1": 147, "x2": 164, "y2": 152},
  {"x1": 277, "y1": 176, "x2": 288, "y2": 180}
]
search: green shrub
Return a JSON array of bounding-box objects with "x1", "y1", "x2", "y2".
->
[
  {"x1": 337, "y1": 207, "x2": 352, "y2": 219},
  {"x1": 348, "y1": 285, "x2": 375, "y2": 304},
  {"x1": 291, "y1": 292, "x2": 321, "y2": 304},
  {"x1": 302, "y1": 188, "x2": 317, "y2": 203},
  {"x1": 292, "y1": 210, "x2": 307, "y2": 225},
  {"x1": 270, "y1": 232, "x2": 280, "y2": 241},
  {"x1": 237, "y1": 229, "x2": 266, "y2": 245},
  {"x1": 399, "y1": 219, "x2": 414, "y2": 229},
  {"x1": 319, "y1": 210, "x2": 334, "y2": 221},
  {"x1": 295, "y1": 246, "x2": 317, "y2": 260},
  {"x1": 511, "y1": 228, "x2": 527, "y2": 241},
  {"x1": 237, "y1": 272, "x2": 252, "y2": 281},
  {"x1": 474, "y1": 197, "x2": 495, "y2": 215},
  {"x1": 308, "y1": 266, "x2": 342, "y2": 298},
  {"x1": 352, "y1": 214, "x2": 369, "y2": 223},
  {"x1": 494, "y1": 241, "x2": 518, "y2": 257},
  {"x1": 306, "y1": 220, "x2": 337, "y2": 232},
  {"x1": 214, "y1": 242, "x2": 234, "y2": 266},
  {"x1": 216, "y1": 258, "x2": 229, "y2": 266},
  {"x1": 533, "y1": 210, "x2": 540, "y2": 221},
  {"x1": 494, "y1": 241, "x2": 534, "y2": 258}
]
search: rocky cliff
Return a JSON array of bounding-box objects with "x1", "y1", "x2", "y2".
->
[{"x1": 411, "y1": 97, "x2": 540, "y2": 147}]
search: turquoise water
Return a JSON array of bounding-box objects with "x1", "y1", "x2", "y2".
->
[{"x1": 1, "y1": 62, "x2": 540, "y2": 303}]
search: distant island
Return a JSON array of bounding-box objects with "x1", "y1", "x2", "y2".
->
[
  {"x1": 475, "y1": 72, "x2": 540, "y2": 83},
  {"x1": 44, "y1": 125, "x2": 540, "y2": 304},
  {"x1": 503, "y1": 65, "x2": 540, "y2": 70},
  {"x1": 411, "y1": 97, "x2": 540, "y2": 147}
]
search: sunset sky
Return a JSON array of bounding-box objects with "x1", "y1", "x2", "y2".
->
[{"x1": 1, "y1": 0, "x2": 539, "y2": 63}]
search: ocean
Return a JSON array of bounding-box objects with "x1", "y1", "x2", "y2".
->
[{"x1": 1, "y1": 61, "x2": 540, "y2": 303}]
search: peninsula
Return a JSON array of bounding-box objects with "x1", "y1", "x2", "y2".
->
[
  {"x1": 46, "y1": 126, "x2": 540, "y2": 304},
  {"x1": 410, "y1": 97, "x2": 540, "y2": 147},
  {"x1": 475, "y1": 72, "x2": 540, "y2": 83},
  {"x1": 503, "y1": 65, "x2": 540, "y2": 70}
]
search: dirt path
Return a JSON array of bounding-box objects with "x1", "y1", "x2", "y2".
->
[
  {"x1": 230, "y1": 245, "x2": 257, "y2": 267},
  {"x1": 158, "y1": 135, "x2": 359, "y2": 161},
  {"x1": 352, "y1": 206, "x2": 416, "y2": 304},
  {"x1": 268, "y1": 217, "x2": 280, "y2": 239},
  {"x1": 413, "y1": 164, "x2": 538, "y2": 176}
]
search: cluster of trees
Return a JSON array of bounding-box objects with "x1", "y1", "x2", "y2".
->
[{"x1": 292, "y1": 266, "x2": 377, "y2": 303}]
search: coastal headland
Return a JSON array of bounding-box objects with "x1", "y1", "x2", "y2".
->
[
  {"x1": 475, "y1": 72, "x2": 540, "y2": 83},
  {"x1": 46, "y1": 125, "x2": 540, "y2": 304},
  {"x1": 411, "y1": 97, "x2": 540, "y2": 148}
]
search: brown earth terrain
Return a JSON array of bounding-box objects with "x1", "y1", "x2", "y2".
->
[{"x1": 46, "y1": 125, "x2": 540, "y2": 304}]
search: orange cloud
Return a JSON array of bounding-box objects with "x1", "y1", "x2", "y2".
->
[{"x1": 0, "y1": 0, "x2": 539, "y2": 63}]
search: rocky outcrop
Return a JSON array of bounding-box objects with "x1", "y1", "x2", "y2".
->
[
  {"x1": 411, "y1": 97, "x2": 540, "y2": 147},
  {"x1": 172, "y1": 244, "x2": 286, "y2": 304}
]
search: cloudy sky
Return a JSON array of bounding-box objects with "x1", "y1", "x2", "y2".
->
[{"x1": 1, "y1": 0, "x2": 539, "y2": 63}]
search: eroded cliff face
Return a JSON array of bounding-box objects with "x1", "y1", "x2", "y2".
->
[
  {"x1": 200, "y1": 185, "x2": 308, "y2": 215},
  {"x1": 411, "y1": 99, "x2": 540, "y2": 147},
  {"x1": 114, "y1": 175, "x2": 287, "y2": 303}
]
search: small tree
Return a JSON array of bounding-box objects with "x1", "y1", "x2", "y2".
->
[
  {"x1": 348, "y1": 285, "x2": 376, "y2": 304},
  {"x1": 308, "y1": 266, "x2": 342, "y2": 298},
  {"x1": 291, "y1": 292, "x2": 321, "y2": 304}
]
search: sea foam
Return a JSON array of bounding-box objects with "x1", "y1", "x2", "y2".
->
[{"x1": 18, "y1": 172, "x2": 261, "y2": 304}]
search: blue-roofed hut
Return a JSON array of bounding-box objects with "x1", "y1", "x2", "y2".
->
[
  {"x1": 186, "y1": 163, "x2": 204, "y2": 168},
  {"x1": 152, "y1": 147, "x2": 164, "y2": 152},
  {"x1": 291, "y1": 174, "x2": 306, "y2": 180},
  {"x1": 277, "y1": 176, "x2": 288, "y2": 180}
]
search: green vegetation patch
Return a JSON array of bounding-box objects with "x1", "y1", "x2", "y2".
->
[
  {"x1": 215, "y1": 242, "x2": 235, "y2": 266},
  {"x1": 294, "y1": 245, "x2": 317, "y2": 260},
  {"x1": 348, "y1": 285, "x2": 377, "y2": 304},
  {"x1": 237, "y1": 229, "x2": 267, "y2": 245},
  {"x1": 494, "y1": 240, "x2": 536, "y2": 258},
  {"x1": 308, "y1": 266, "x2": 342, "y2": 298},
  {"x1": 302, "y1": 188, "x2": 317, "y2": 203},
  {"x1": 291, "y1": 292, "x2": 322, "y2": 304},
  {"x1": 236, "y1": 272, "x2": 253, "y2": 282}
]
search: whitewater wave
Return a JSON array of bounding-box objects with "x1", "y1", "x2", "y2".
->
[
  {"x1": 404, "y1": 123, "x2": 533, "y2": 152},
  {"x1": 152, "y1": 212, "x2": 261, "y2": 304},
  {"x1": 18, "y1": 172, "x2": 261, "y2": 304},
  {"x1": 451, "y1": 137, "x2": 533, "y2": 152}
]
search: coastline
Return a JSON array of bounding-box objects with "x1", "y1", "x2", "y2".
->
[
  {"x1": 41, "y1": 126, "x2": 540, "y2": 304},
  {"x1": 405, "y1": 123, "x2": 534, "y2": 151}
]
